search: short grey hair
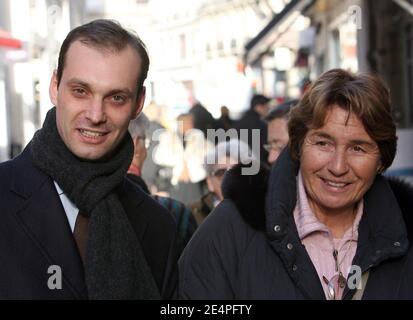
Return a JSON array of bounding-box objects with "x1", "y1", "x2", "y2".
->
[
  {"x1": 128, "y1": 112, "x2": 150, "y2": 138},
  {"x1": 204, "y1": 139, "x2": 257, "y2": 176}
]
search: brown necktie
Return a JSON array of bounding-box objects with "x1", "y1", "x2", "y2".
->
[{"x1": 73, "y1": 212, "x2": 89, "y2": 264}]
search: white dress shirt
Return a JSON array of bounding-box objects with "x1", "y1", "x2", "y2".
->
[{"x1": 54, "y1": 181, "x2": 79, "y2": 233}]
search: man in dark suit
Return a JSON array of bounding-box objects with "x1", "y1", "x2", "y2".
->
[
  {"x1": 235, "y1": 94, "x2": 270, "y2": 165},
  {"x1": 0, "y1": 19, "x2": 178, "y2": 299}
]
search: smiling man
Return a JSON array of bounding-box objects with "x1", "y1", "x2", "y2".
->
[{"x1": 0, "y1": 20, "x2": 178, "y2": 299}]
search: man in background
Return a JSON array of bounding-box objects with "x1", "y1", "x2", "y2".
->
[
  {"x1": 264, "y1": 99, "x2": 296, "y2": 165},
  {"x1": 235, "y1": 94, "x2": 271, "y2": 164}
]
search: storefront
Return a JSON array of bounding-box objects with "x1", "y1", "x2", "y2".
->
[
  {"x1": 243, "y1": 0, "x2": 315, "y2": 101},
  {"x1": 0, "y1": 28, "x2": 22, "y2": 160}
]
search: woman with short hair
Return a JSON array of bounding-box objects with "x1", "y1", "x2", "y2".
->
[{"x1": 178, "y1": 69, "x2": 413, "y2": 300}]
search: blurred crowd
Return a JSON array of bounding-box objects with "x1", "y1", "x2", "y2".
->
[{"x1": 128, "y1": 91, "x2": 303, "y2": 252}]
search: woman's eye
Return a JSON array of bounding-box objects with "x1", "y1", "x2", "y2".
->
[
  {"x1": 352, "y1": 145, "x2": 365, "y2": 153},
  {"x1": 315, "y1": 140, "x2": 328, "y2": 146}
]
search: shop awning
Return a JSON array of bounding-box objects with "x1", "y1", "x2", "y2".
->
[
  {"x1": 392, "y1": 0, "x2": 413, "y2": 17},
  {"x1": 0, "y1": 29, "x2": 23, "y2": 49},
  {"x1": 244, "y1": 0, "x2": 315, "y2": 65}
]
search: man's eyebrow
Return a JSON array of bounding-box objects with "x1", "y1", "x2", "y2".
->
[
  {"x1": 67, "y1": 78, "x2": 90, "y2": 88},
  {"x1": 106, "y1": 88, "x2": 134, "y2": 97},
  {"x1": 67, "y1": 78, "x2": 133, "y2": 96}
]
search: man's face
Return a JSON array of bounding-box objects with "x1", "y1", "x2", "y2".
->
[
  {"x1": 255, "y1": 103, "x2": 269, "y2": 119},
  {"x1": 49, "y1": 41, "x2": 145, "y2": 160},
  {"x1": 206, "y1": 156, "x2": 236, "y2": 201},
  {"x1": 300, "y1": 105, "x2": 382, "y2": 216},
  {"x1": 267, "y1": 117, "x2": 289, "y2": 165}
]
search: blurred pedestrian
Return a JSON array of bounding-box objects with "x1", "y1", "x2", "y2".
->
[
  {"x1": 141, "y1": 101, "x2": 172, "y2": 194},
  {"x1": 127, "y1": 113, "x2": 198, "y2": 255},
  {"x1": 263, "y1": 99, "x2": 297, "y2": 165},
  {"x1": 190, "y1": 139, "x2": 256, "y2": 225},
  {"x1": 216, "y1": 105, "x2": 234, "y2": 131},
  {"x1": 235, "y1": 94, "x2": 270, "y2": 164},
  {"x1": 189, "y1": 101, "x2": 217, "y2": 140},
  {"x1": 154, "y1": 113, "x2": 213, "y2": 205}
]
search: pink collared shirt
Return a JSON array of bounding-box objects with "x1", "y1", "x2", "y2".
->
[{"x1": 293, "y1": 171, "x2": 363, "y2": 300}]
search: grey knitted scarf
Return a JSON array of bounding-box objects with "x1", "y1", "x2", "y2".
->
[{"x1": 31, "y1": 107, "x2": 160, "y2": 299}]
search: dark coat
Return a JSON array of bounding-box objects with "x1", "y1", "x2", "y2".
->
[
  {"x1": 0, "y1": 145, "x2": 178, "y2": 299},
  {"x1": 178, "y1": 149, "x2": 413, "y2": 299}
]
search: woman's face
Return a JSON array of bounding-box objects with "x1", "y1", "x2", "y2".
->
[{"x1": 300, "y1": 105, "x2": 382, "y2": 216}]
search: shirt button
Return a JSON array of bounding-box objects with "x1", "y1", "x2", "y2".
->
[
  {"x1": 292, "y1": 264, "x2": 298, "y2": 271},
  {"x1": 273, "y1": 225, "x2": 281, "y2": 232},
  {"x1": 394, "y1": 241, "x2": 401, "y2": 247},
  {"x1": 287, "y1": 243, "x2": 293, "y2": 250}
]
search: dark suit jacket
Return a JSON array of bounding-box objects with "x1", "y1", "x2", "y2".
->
[{"x1": 0, "y1": 144, "x2": 178, "y2": 299}]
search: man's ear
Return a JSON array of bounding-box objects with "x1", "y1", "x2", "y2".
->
[
  {"x1": 132, "y1": 136, "x2": 139, "y2": 152},
  {"x1": 206, "y1": 176, "x2": 215, "y2": 193},
  {"x1": 49, "y1": 70, "x2": 58, "y2": 106},
  {"x1": 133, "y1": 86, "x2": 146, "y2": 119}
]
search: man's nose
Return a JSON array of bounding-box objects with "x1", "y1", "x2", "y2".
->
[{"x1": 85, "y1": 99, "x2": 106, "y2": 124}]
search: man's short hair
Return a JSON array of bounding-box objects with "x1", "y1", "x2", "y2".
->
[
  {"x1": 250, "y1": 94, "x2": 271, "y2": 109},
  {"x1": 57, "y1": 19, "x2": 149, "y2": 96},
  {"x1": 128, "y1": 113, "x2": 150, "y2": 139},
  {"x1": 264, "y1": 99, "x2": 298, "y2": 123}
]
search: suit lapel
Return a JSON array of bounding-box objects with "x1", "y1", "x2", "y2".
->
[
  {"x1": 117, "y1": 178, "x2": 149, "y2": 242},
  {"x1": 11, "y1": 146, "x2": 87, "y2": 299}
]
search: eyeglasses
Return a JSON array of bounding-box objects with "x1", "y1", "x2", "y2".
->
[
  {"x1": 263, "y1": 142, "x2": 286, "y2": 153},
  {"x1": 210, "y1": 168, "x2": 228, "y2": 178},
  {"x1": 322, "y1": 273, "x2": 347, "y2": 300}
]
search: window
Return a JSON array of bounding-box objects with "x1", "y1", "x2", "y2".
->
[
  {"x1": 179, "y1": 34, "x2": 186, "y2": 60},
  {"x1": 217, "y1": 40, "x2": 224, "y2": 56},
  {"x1": 403, "y1": 23, "x2": 413, "y2": 127}
]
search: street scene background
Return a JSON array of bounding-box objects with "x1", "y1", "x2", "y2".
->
[{"x1": 1, "y1": 0, "x2": 412, "y2": 189}]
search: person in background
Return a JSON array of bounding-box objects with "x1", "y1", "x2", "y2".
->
[
  {"x1": 216, "y1": 105, "x2": 234, "y2": 131},
  {"x1": 0, "y1": 19, "x2": 178, "y2": 299},
  {"x1": 140, "y1": 101, "x2": 172, "y2": 195},
  {"x1": 263, "y1": 99, "x2": 297, "y2": 165},
  {"x1": 127, "y1": 113, "x2": 151, "y2": 194},
  {"x1": 154, "y1": 113, "x2": 213, "y2": 205},
  {"x1": 178, "y1": 69, "x2": 413, "y2": 300},
  {"x1": 235, "y1": 94, "x2": 271, "y2": 165},
  {"x1": 127, "y1": 113, "x2": 197, "y2": 255},
  {"x1": 189, "y1": 101, "x2": 217, "y2": 140},
  {"x1": 190, "y1": 139, "x2": 256, "y2": 225}
]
